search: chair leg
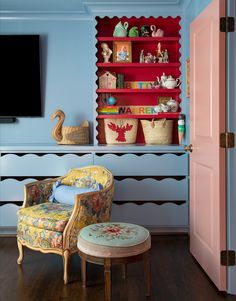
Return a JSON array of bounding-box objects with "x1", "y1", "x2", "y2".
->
[
  {"x1": 17, "y1": 239, "x2": 24, "y2": 264},
  {"x1": 81, "y1": 257, "x2": 87, "y2": 288},
  {"x1": 104, "y1": 258, "x2": 112, "y2": 301},
  {"x1": 143, "y1": 250, "x2": 151, "y2": 297},
  {"x1": 63, "y1": 250, "x2": 70, "y2": 284}
]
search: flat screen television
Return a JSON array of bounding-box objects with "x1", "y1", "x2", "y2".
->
[{"x1": 0, "y1": 35, "x2": 42, "y2": 119}]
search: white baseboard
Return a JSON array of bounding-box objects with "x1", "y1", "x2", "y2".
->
[
  {"x1": 0, "y1": 227, "x2": 17, "y2": 237},
  {"x1": 0, "y1": 226, "x2": 189, "y2": 237}
]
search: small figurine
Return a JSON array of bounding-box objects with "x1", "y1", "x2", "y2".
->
[
  {"x1": 144, "y1": 53, "x2": 153, "y2": 63},
  {"x1": 144, "y1": 53, "x2": 156, "y2": 63},
  {"x1": 178, "y1": 114, "x2": 185, "y2": 144},
  {"x1": 101, "y1": 43, "x2": 112, "y2": 63},
  {"x1": 139, "y1": 49, "x2": 144, "y2": 63},
  {"x1": 140, "y1": 25, "x2": 150, "y2": 37},
  {"x1": 157, "y1": 42, "x2": 164, "y2": 63},
  {"x1": 163, "y1": 49, "x2": 169, "y2": 63},
  {"x1": 150, "y1": 25, "x2": 164, "y2": 37},
  {"x1": 128, "y1": 26, "x2": 139, "y2": 37}
]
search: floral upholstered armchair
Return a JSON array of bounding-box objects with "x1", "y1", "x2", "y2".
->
[{"x1": 17, "y1": 165, "x2": 114, "y2": 284}]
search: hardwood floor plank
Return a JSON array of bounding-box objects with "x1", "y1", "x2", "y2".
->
[{"x1": 0, "y1": 236, "x2": 236, "y2": 301}]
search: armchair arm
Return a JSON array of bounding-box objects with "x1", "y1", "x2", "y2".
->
[
  {"x1": 63, "y1": 183, "x2": 114, "y2": 251},
  {"x1": 22, "y1": 178, "x2": 59, "y2": 208}
]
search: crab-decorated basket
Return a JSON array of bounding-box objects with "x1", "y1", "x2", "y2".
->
[{"x1": 104, "y1": 118, "x2": 138, "y2": 144}]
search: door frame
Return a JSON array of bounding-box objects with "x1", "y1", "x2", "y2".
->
[{"x1": 226, "y1": 0, "x2": 236, "y2": 295}]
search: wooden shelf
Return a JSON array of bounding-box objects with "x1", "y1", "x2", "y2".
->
[
  {"x1": 97, "y1": 37, "x2": 180, "y2": 42},
  {"x1": 96, "y1": 88, "x2": 181, "y2": 93},
  {"x1": 96, "y1": 63, "x2": 180, "y2": 68},
  {"x1": 97, "y1": 113, "x2": 180, "y2": 119}
]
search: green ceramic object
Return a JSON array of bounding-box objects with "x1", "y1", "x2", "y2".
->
[
  {"x1": 113, "y1": 21, "x2": 129, "y2": 37},
  {"x1": 128, "y1": 26, "x2": 139, "y2": 37}
]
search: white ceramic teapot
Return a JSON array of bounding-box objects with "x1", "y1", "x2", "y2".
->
[
  {"x1": 156, "y1": 72, "x2": 168, "y2": 88},
  {"x1": 166, "y1": 99, "x2": 179, "y2": 112},
  {"x1": 162, "y1": 75, "x2": 181, "y2": 89}
]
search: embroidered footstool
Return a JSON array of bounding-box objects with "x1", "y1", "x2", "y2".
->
[{"x1": 77, "y1": 222, "x2": 151, "y2": 301}]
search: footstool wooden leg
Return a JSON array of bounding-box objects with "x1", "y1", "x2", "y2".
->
[
  {"x1": 81, "y1": 257, "x2": 87, "y2": 288},
  {"x1": 104, "y1": 258, "x2": 112, "y2": 301},
  {"x1": 143, "y1": 250, "x2": 151, "y2": 297},
  {"x1": 122, "y1": 264, "x2": 127, "y2": 279}
]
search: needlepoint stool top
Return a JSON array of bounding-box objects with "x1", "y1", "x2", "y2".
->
[{"x1": 77, "y1": 222, "x2": 151, "y2": 258}]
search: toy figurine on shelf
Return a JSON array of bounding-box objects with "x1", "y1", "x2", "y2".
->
[
  {"x1": 144, "y1": 53, "x2": 156, "y2": 63},
  {"x1": 101, "y1": 43, "x2": 112, "y2": 63},
  {"x1": 163, "y1": 49, "x2": 169, "y2": 63},
  {"x1": 178, "y1": 114, "x2": 185, "y2": 144},
  {"x1": 139, "y1": 49, "x2": 144, "y2": 63},
  {"x1": 157, "y1": 42, "x2": 164, "y2": 63}
]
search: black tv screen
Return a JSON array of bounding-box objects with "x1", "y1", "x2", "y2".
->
[{"x1": 0, "y1": 35, "x2": 42, "y2": 117}]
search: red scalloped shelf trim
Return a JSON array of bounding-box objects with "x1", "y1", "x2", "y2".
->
[
  {"x1": 96, "y1": 63, "x2": 180, "y2": 67},
  {"x1": 96, "y1": 88, "x2": 181, "y2": 93},
  {"x1": 97, "y1": 37, "x2": 180, "y2": 42},
  {"x1": 97, "y1": 113, "x2": 180, "y2": 119}
]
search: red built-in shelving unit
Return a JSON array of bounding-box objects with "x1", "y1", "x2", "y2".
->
[{"x1": 95, "y1": 16, "x2": 181, "y2": 144}]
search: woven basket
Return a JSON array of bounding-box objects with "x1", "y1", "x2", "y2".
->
[
  {"x1": 59, "y1": 121, "x2": 89, "y2": 145},
  {"x1": 104, "y1": 118, "x2": 138, "y2": 144},
  {"x1": 141, "y1": 119, "x2": 173, "y2": 145}
]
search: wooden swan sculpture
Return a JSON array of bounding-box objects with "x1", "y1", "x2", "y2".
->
[{"x1": 51, "y1": 109, "x2": 89, "y2": 145}]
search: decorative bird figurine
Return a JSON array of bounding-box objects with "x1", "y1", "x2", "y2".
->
[{"x1": 51, "y1": 109, "x2": 89, "y2": 145}]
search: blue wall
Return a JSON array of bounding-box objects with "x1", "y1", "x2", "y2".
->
[
  {"x1": 0, "y1": 18, "x2": 96, "y2": 143},
  {"x1": 0, "y1": 1, "x2": 185, "y2": 144},
  {"x1": 181, "y1": 0, "x2": 212, "y2": 144},
  {"x1": 0, "y1": 0, "x2": 211, "y2": 145}
]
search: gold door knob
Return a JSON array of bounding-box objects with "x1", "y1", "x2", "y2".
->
[{"x1": 184, "y1": 144, "x2": 193, "y2": 152}]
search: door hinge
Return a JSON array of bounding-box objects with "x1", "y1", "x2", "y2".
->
[
  {"x1": 220, "y1": 132, "x2": 235, "y2": 148},
  {"x1": 221, "y1": 250, "x2": 236, "y2": 266},
  {"x1": 220, "y1": 17, "x2": 235, "y2": 32},
  {"x1": 184, "y1": 144, "x2": 193, "y2": 152}
]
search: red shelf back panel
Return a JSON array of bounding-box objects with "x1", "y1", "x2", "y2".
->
[
  {"x1": 97, "y1": 113, "x2": 180, "y2": 119},
  {"x1": 96, "y1": 63, "x2": 181, "y2": 68},
  {"x1": 97, "y1": 40, "x2": 180, "y2": 63},
  {"x1": 97, "y1": 93, "x2": 181, "y2": 108},
  {"x1": 96, "y1": 88, "x2": 181, "y2": 93},
  {"x1": 97, "y1": 67, "x2": 180, "y2": 81},
  {"x1": 96, "y1": 16, "x2": 181, "y2": 145},
  {"x1": 97, "y1": 37, "x2": 180, "y2": 42},
  {"x1": 95, "y1": 16, "x2": 181, "y2": 38}
]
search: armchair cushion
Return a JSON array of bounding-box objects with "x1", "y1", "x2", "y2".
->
[
  {"x1": 17, "y1": 223, "x2": 63, "y2": 249},
  {"x1": 18, "y1": 203, "x2": 73, "y2": 232},
  {"x1": 49, "y1": 180, "x2": 103, "y2": 205}
]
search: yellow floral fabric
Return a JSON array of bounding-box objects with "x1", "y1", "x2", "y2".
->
[
  {"x1": 68, "y1": 188, "x2": 114, "y2": 251},
  {"x1": 17, "y1": 223, "x2": 63, "y2": 249},
  {"x1": 18, "y1": 203, "x2": 73, "y2": 232},
  {"x1": 61, "y1": 166, "x2": 112, "y2": 189},
  {"x1": 25, "y1": 180, "x2": 55, "y2": 207},
  {"x1": 18, "y1": 166, "x2": 114, "y2": 253}
]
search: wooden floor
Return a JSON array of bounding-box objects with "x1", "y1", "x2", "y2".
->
[{"x1": 1, "y1": 235, "x2": 236, "y2": 301}]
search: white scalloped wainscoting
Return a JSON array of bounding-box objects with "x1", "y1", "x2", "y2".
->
[{"x1": 0, "y1": 147, "x2": 189, "y2": 235}]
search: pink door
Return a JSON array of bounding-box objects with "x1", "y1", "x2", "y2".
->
[{"x1": 190, "y1": 0, "x2": 226, "y2": 290}]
